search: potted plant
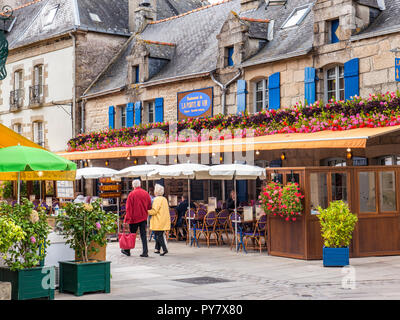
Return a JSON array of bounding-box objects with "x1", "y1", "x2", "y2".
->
[
  {"x1": 56, "y1": 200, "x2": 117, "y2": 296},
  {"x1": 0, "y1": 199, "x2": 54, "y2": 300},
  {"x1": 318, "y1": 201, "x2": 358, "y2": 267}
]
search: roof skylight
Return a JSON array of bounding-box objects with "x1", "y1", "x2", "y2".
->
[
  {"x1": 89, "y1": 13, "x2": 102, "y2": 22},
  {"x1": 281, "y1": 5, "x2": 310, "y2": 29},
  {"x1": 43, "y1": 5, "x2": 59, "y2": 27}
]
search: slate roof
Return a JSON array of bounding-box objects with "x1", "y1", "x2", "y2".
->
[
  {"x1": 351, "y1": 0, "x2": 400, "y2": 40},
  {"x1": 85, "y1": 0, "x2": 239, "y2": 96},
  {"x1": 240, "y1": 0, "x2": 315, "y2": 67},
  {"x1": 5, "y1": 0, "x2": 206, "y2": 49},
  {"x1": 85, "y1": 0, "x2": 317, "y2": 96}
]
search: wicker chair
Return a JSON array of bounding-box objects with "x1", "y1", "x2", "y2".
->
[
  {"x1": 167, "y1": 208, "x2": 178, "y2": 240},
  {"x1": 215, "y1": 209, "x2": 230, "y2": 245},
  {"x1": 243, "y1": 215, "x2": 267, "y2": 253},
  {"x1": 198, "y1": 211, "x2": 219, "y2": 247}
]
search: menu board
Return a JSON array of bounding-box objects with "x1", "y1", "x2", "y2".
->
[
  {"x1": 168, "y1": 195, "x2": 178, "y2": 207},
  {"x1": 243, "y1": 206, "x2": 254, "y2": 222},
  {"x1": 255, "y1": 205, "x2": 263, "y2": 219},
  {"x1": 56, "y1": 181, "x2": 75, "y2": 199},
  {"x1": 99, "y1": 178, "x2": 121, "y2": 199}
]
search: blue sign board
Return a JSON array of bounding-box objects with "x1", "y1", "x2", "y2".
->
[
  {"x1": 396, "y1": 58, "x2": 400, "y2": 82},
  {"x1": 177, "y1": 87, "x2": 213, "y2": 120}
]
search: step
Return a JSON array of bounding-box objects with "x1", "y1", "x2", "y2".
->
[{"x1": 0, "y1": 282, "x2": 11, "y2": 300}]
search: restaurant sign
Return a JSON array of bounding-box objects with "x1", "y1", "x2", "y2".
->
[
  {"x1": 396, "y1": 58, "x2": 400, "y2": 82},
  {"x1": 177, "y1": 87, "x2": 213, "y2": 120}
]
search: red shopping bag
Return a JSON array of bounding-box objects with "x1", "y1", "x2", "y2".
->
[{"x1": 119, "y1": 224, "x2": 136, "y2": 250}]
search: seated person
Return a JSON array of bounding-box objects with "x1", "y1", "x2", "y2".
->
[
  {"x1": 175, "y1": 194, "x2": 196, "y2": 240},
  {"x1": 226, "y1": 190, "x2": 238, "y2": 210}
]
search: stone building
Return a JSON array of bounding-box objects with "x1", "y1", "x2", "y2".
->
[
  {"x1": 82, "y1": 0, "x2": 400, "y2": 134},
  {"x1": 0, "y1": 0, "x2": 205, "y2": 152}
]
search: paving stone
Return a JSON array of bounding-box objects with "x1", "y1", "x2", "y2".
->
[{"x1": 0, "y1": 282, "x2": 11, "y2": 301}]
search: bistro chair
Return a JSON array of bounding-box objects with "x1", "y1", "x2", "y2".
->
[
  {"x1": 215, "y1": 209, "x2": 230, "y2": 245},
  {"x1": 229, "y1": 212, "x2": 246, "y2": 253},
  {"x1": 198, "y1": 211, "x2": 219, "y2": 247},
  {"x1": 167, "y1": 208, "x2": 178, "y2": 240},
  {"x1": 243, "y1": 214, "x2": 267, "y2": 253},
  {"x1": 196, "y1": 208, "x2": 207, "y2": 231},
  {"x1": 185, "y1": 208, "x2": 199, "y2": 247}
]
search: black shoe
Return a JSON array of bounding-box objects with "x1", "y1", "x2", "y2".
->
[
  {"x1": 121, "y1": 250, "x2": 130, "y2": 257},
  {"x1": 160, "y1": 250, "x2": 168, "y2": 256},
  {"x1": 154, "y1": 250, "x2": 160, "y2": 254},
  {"x1": 140, "y1": 253, "x2": 149, "y2": 257}
]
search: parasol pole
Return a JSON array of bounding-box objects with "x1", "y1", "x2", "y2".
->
[
  {"x1": 17, "y1": 172, "x2": 21, "y2": 205},
  {"x1": 234, "y1": 175, "x2": 238, "y2": 252},
  {"x1": 188, "y1": 178, "x2": 191, "y2": 246}
]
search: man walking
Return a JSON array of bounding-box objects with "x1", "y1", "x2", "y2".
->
[{"x1": 122, "y1": 179, "x2": 152, "y2": 257}]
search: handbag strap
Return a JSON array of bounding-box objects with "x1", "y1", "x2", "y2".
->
[{"x1": 122, "y1": 223, "x2": 130, "y2": 234}]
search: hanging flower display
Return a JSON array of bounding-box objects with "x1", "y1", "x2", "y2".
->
[
  {"x1": 67, "y1": 92, "x2": 400, "y2": 152},
  {"x1": 260, "y1": 182, "x2": 304, "y2": 222}
]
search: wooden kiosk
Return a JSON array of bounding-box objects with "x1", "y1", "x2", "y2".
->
[{"x1": 266, "y1": 166, "x2": 400, "y2": 260}]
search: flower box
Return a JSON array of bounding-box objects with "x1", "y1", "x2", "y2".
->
[
  {"x1": 323, "y1": 247, "x2": 349, "y2": 267},
  {"x1": 0, "y1": 266, "x2": 55, "y2": 300},
  {"x1": 58, "y1": 260, "x2": 111, "y2": 297}
]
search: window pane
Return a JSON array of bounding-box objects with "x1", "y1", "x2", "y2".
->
[
  {"x1": 283, "y1": 7, "x2": 309, "y2": 28},
  {"x1": 310, "y1": 173, "x2": 328, "y2": 213},
  {"x1": 359, "y1": 172, "x2": 376, "y2": 212},
  {"x1": 332, "y1": 173, "x2": 348, "y2": 202},
  {"x1": 379, "y1": 171, "x2": 396, "y2": 212},
  {"x1": 148, "y1": 102, "x2": 154, "y2": 123},
  {"x1": 120, "y1": 107, "x2": 126, "y2": 128},
  {"x1": 286, "y1": 173, "x2": 300, "y2": 185}
]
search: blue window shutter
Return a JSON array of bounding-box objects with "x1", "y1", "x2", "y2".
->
[
  {"x1": 134, "y1": 101, "x2": 142, "y2": 126},
  {"x1": 108, "y1": 106, "x2": 115, "y2": 129},
  {"x1": 304, "y1": 67, "x2": 317, "y2": 105},
  {"x1": 155, "y1": 98, "x2": 164, "y2": 123},
  {"x1": 344, "y1": 58, "x2": 360, "y2": 101},
  {"x1": 237, "y1": 80, "x2": 247, "y2": 114},
  {"x1": 331, "y1": 19, "x2": 339, "y2": 44},
  {"x1": 126, "y1": 103, "x2": 134, "y2": 127},
  {"x1": 268, "y1": 72, "x2": 280, "y2": 110}
]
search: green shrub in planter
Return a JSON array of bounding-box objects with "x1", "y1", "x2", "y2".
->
[
  {"x1": 0, "y1": 200, "x2": 54, "y2": 300},
  {"x1": 56, "y1": 200, "x2": 117, "y2": 296},
  {"x1": 318, "y1": 201, "x2": 358, "y2": 267}
]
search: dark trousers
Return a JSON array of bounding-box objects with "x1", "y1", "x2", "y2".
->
[
  {"x1": 127, "y1": 221, "x2": 148, "y2": 255},
  {"x1": 154, "y1": 231, "x2": 168, "y2": 253}
]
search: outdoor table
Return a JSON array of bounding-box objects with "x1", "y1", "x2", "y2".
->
[
  {"x1": 232, "y1": 213, "x2": 247, "y2": 254},
  {"x1": 187, "y1": 214, "x2": 200, "y2": 248}
]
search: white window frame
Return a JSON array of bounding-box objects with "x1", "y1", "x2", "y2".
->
[
  {"x1": 33, "y1": 65, "x2": 44, "y2": 97},
  {"x1": 13, "y1": 123, "x2": 22, "y2": 135},
  {"x1": 119, "y1": 105, "x2": 126, "y2": 128},
  {"x1": 253, "y1": 79, "x2": 268, "y2": 113},
  {"x1": 147, "y1": 101, "x2": 155, "y2": 124},
  {"x1": 324, "y1": 65, "x2": 345, "y2": 102},
  {"x1": 281, "y1": 4, "x2": 312, "y2": 29},
  {"x1": 33, "y1": 121, "x2": 44, "y2": 147}
]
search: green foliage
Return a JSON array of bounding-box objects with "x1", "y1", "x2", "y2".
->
[
  {"x1": 0, "y1": 199, "x2": 51, "y2": 271},
  {"x1": 0, "y1": 216, "x2": 25, "y2": 260},
  {"x1": 0, "y1": 181, "x2": 14, "y2": 199},
  {"x1": 318, "y1": 201, "x2": 358, "y2": 248},
  {"x1": 56, "y1": 200, "x2": 117, "y2": 263}
]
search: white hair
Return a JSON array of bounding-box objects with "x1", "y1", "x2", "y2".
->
[
  {"x1": 154, "y1": 184, "x2": 164, "y2": 196},
  {"x1": 132, "y1": 179, "x2": 141, "y2": 189}
]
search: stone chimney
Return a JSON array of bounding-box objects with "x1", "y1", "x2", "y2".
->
[
  {"x1": 240, "y1": 0, "x2": 263, "y2": 12},
  {"x1": 129, "y1": 0, "x2": 156, "y2": 34}
]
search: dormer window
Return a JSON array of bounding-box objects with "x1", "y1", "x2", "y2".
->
[
  {"x1": 225, "y1": 46, "x2": 234, "y2": 67},
  {"x1": 282, "y1": 5, "x2": 311, "y2": 29},
  {"x1": 132, "y1": 66, "x2": 140, "y2": 84},
  {"x1": 43, "y1": 5, "x2": 59, "y2": 27}
]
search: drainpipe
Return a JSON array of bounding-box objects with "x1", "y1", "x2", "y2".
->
[
  {"x1": 69, "y1": 31, "x2": 77, "y2": 137},
  {"x1": 211, "y1": 68, "x2": 242, "y2": 115},
  {"x1": 81, "y1": 99, "x2": 85, "y2": 134}
]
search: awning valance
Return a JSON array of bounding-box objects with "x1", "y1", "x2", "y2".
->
[{"x1": 58, "y1": 126, "x2": 400, "y2": 161}]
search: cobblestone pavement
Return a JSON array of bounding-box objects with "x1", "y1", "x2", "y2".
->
[{"x1": 56, "y1": 238, "x2": 400, "y2": 300}]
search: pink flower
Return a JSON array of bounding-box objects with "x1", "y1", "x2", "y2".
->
[
  {"x1": 30, "y1": 236, "x2": 36, "y2": 244},
  {"x1": 96, "y1": 222, "x2": 101, "y2": 230}
]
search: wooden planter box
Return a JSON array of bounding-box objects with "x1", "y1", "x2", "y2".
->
[
  {"x1": 323, "y1": 247, "x2": 350, "y2": 267},
  {"x1": 74, "y1": 243, "x2": 107, "y2": 262},
  {"x1": 0, "y1": 266, "x2": 55, "y2": 300},
  {"x1": 59, "y1": 260, "x2": 111, "y2": 296}
]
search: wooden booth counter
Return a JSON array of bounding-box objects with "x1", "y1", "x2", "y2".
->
[{"x1": 266, "y1": 167, "x2": 400, "y2": 260}]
